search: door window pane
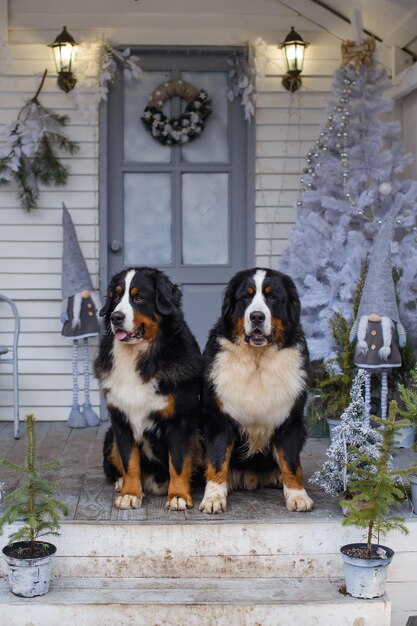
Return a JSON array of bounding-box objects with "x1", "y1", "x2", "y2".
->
[
  {"x1": 124, "y1": 71, "x2": 172, "y2": 163},
  {"x1": 181, "y1": 72, "x2": 229, "y2": 164},
  {"x1": 182, "y1": 173, "x2": 229, "y2": 265},
  {"x1": 124, "y1": 173, "x2": 172, "y2": 265}
]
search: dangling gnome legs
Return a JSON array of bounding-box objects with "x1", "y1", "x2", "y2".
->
[
  {"x1": 67, "y1": 338, "x2": 100, "y2": 427},
  {"x1": 68, "y1": 339, "x2": 84, "y2": 428},
  {"x1": 81, "y1": 337, "x2": 100, "y2": 425}
]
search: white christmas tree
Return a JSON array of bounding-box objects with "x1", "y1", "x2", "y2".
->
[
  {"x1": 310, "y1": 370, "x2": 382, "y2": 496},
  {"x1": 280, "y1": 37, "x2": 417, "y2": 363}
]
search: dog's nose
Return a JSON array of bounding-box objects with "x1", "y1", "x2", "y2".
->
[
  {"x1": 111, "y1": 311, "x2": 125, "y2": 325},
  {"x1": 250, "y1": 310, "x2": 266, "y2": 325}
]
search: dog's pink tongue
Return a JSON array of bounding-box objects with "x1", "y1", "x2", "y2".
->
[{"x1": 115, "y1": 330, "x2": 128, "y2": 341}]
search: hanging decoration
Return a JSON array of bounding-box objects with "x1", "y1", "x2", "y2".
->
[
  {"x1": 69, "y1": 39, "x2": 142, "y2": 122},
  {"x1": 141, "y1": 79, "x2": 212, "y2": 146},
  {"x1": 0, "y1": 69, "x2": 79, "y2": 211},
  {"x1": 340, "y1": 37, "x2": 376, "y2": 70},
  {"x1": 227, "y1": 38, "x2": 270, "y2": 122}
]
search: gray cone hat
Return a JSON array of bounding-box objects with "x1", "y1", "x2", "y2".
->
[
  {"x1": 356, "y1": 216, "x2": 399, "y2": 322},
  {"x1": 61, "y1": 203, "x2": 94, "y2": 299}
]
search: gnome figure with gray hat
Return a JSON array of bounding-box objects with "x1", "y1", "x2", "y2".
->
[
  {"x1": 61, "y1": 203, "x2": 102, "y2": 428},
  {"x1": 349, "y1": 217, "x2": 406, "y2": 419}
]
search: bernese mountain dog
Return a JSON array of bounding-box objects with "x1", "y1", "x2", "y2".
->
[
  {"x1": 199, "y1": 267, "x2": 314, "y2": 514},
  {"x1": 95, "y1": 267, "x2": 201, "y2": 511}
]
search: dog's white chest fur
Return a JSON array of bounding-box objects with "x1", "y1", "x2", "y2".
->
[
  {"x1": 102, "y1": 342, "x2": 168, "y2": 442},
  {"x1": 209, "y1": 339, "x2": 306, "y2": 453}
]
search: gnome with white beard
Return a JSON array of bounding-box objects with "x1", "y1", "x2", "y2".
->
[{"x1": 349, "y1": 218, "x2": 406, "y2": 418}]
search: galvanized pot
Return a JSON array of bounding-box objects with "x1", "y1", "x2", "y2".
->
[
  {"x1": 2, "y1": 541, "x2": 56, "y2": 597},
  {"x1": 340, "y1": 542, "x2": 393, "y2": 599}
]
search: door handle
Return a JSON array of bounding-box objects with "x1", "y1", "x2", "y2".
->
[{"x1": 109, "y1": 240, "x2": 122, "y2": 252}]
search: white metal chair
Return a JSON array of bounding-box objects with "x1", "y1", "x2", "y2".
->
[{"x1": 0, "y1": 295, "x2": 20, "y2": 439}]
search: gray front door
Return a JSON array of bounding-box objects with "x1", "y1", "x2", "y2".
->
[{"x1": 102, "y1": 48, "x2": 254, "y2": 347}]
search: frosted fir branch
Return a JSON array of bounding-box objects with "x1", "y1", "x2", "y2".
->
[
  {"x1": 0, "y1": 70, "x2": 79, "y2": 210},
  {"x1": 310, "y1": 370, "x2": 382, "y2": 496}
]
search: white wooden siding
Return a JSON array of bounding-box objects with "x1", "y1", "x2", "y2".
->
[
  {"x1": 0, "y1": 38, "x2": 99, "y2": 421},
  {"x1": 0, "y1": 0, "x2": 394, "y2": 421}
]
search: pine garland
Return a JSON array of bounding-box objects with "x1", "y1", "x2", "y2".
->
[
  {"x1": 341, "y1": 400, "x2": 417, "y2": 557},
  {"x1": 0, "y1": 414, "x2": 69, "y2": 556},
  {"x1": 0, "y1": 70, "x2": 79, "y2": 211}
]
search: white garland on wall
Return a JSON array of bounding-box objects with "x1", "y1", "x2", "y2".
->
[
  {"x1": 71, "y1": 37, "x2": 270, "y2": 123},
  {"x1": 227, "y1": 37, "x2": 271, "y2": 121},
  {"x1": 68, "y1": 39, "x2": 142, "y2": 121}
]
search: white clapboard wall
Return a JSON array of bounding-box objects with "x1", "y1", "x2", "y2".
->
[{"x1": 0, "y1": 0, "x2": 394, "y2": 420}]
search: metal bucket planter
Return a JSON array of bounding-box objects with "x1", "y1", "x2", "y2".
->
[
  {"x1": 326, "y1": 417, "x2": 340, "y2": 442},
  {"x1": 410, "y1": 475, "x2": 417, "y2": 515},
  {"x1": 393, "y1": 424, "x2": 415, "y2": 449},
  {"x1": 340, "y1": 543, "x2": 394, "y2": 598},
  {"x1": 2, "y1": 541, "x2": 56, "y2": 597}
]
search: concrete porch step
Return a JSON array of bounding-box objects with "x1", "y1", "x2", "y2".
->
[{"x1": 0, "y1": 576, "x2": 391, "y2": 626}]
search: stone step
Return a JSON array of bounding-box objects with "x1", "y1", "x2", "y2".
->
[
  {"x1": 0, "y1": 576, "x2": 391, "y2": 626},
  {"x1": 1, "y1": 519, "x2": 415, "y2": 581}
]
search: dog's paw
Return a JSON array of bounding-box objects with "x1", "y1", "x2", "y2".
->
[
  {"x1": 166, "y1": 495, "x2": 193, "y2": 511},
  {"x1": 199, "y1": 481, "x2": 227, "y2": 514},
  {"x1": 284, "y1": 488, "x2": 314, "y2": 512},
  {"x1": 114, "y1": 477, "x2": 123, "y2": 492},
  {"x1": 114, "y1": 493, "x2": 142, "y2": 509}
]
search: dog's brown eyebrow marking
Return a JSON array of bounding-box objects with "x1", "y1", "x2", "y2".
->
[
  {"x1": 130, "y1": 287, "x2": 138, "y2": 296},
  {"x1": 247, "y1": 287, "x2": 254, "y2": 296},
  {"x1": 264, "y1": 286, "x2": 272, "y2": 294},
  {"x1": 115, "y1": 285, "x2": 123, "y2": 294}
]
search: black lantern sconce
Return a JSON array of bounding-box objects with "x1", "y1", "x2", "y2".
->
[
  {"x1": 279, "y1": 27, "x2": 309, "y2": 92},
  {"x1": 49, "y1": 26, "x2": 78, "y2": 93}
]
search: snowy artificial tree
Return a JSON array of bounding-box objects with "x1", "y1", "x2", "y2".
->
[
  {"x1": 280, "y1": 36, "x2": 417, "y2": 364},
  {"x1": 310, "y1": 370, "x2": 382, "y2": 497}
]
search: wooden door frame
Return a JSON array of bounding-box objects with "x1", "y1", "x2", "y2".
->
[{"x1": 98, "y1": 45, "x2": 255, "y2": 299}]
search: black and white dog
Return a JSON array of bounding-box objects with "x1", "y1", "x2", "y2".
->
[
  {"x1": 199, "y1": 268, "x2": 313, "y2": 514},
  {"x1": 95, "y1": 267, "x2": 201, "y2": 511}
]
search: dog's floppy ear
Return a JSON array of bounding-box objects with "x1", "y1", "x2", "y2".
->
[
  {"x1": 221, "y1": 283, "x2": 235, "y2": 319},
  {"x1": 155, "y1": 274, "x2": 182, "y2": 316},
  {"x1": 99, "y1": 274, "x2": 120, "y2": 317},
  {"x1": 282, "y1": 274, "x2": 301, "y2": 325},
  {"x1": 99, "y1": 298, "x2": 111, "y2": 317}
]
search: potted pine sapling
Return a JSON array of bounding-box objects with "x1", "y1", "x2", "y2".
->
[
  {"x1": 340, "y1": 400, "x2": 417, "y2": 598},
  {"x1": 310, "y1": 369, "x2": 382, "y2": 508},
  {"x1": 398, "y1": 364, "x2": 417, "y2": 512},
  {"x1": 0, "y1": 414, "x2": 69, "y2": 597}
]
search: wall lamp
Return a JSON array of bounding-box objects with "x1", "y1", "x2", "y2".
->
[
  {"x1": 279, "y1": 27, "x2": 309, "y2": 92},
  {"x1": 49, "y1": 26, "x2": 78, "y2": 93}
]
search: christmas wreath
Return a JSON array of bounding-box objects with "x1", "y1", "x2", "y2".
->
[{"x1": 141, "y1": 79, "x2": 212, "y2": 146}]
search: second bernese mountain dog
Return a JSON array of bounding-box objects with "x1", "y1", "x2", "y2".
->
[
  {"x1": 199, "y1": 267, "x2": 314, "y2": 514},
  {"x1": 95, "y1": 267, "x2": 201, "y2": 511}
]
